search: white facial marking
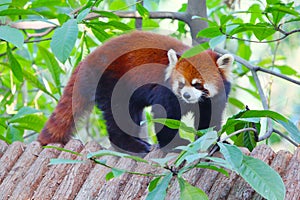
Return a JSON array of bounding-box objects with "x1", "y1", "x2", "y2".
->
[
  {"x1": 172, "y1": 80, "x2": 179, "y2": 93},
  {"x1": 181, "y1": 111, "x2": 195, "y2": 128},
  {"x1": 191, "y1": 78, "x2": 201, "y2": 85},
  {"x1": 165, "y1": 49, "x2": 178, "y2": 81},
  {"x1": 181, "y1": 86, "x2": 203, "y2": 103},
  {"x1": 204, "y1": 83, "x2": 218, "y2": 97}
]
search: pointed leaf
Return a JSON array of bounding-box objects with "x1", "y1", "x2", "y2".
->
[
  {"x1": 146, "y1": 173, "x2": 172, "y2": 200},
  {"x1": 38, "y1": 46, "x2": 63, "y2": 93},
  {"x1": 0, "y1": 26, "x2": 24, "y2": 48},
  {"x1": 49, "y1": 158, "x2": 85, "y2": 165},
  {"x1": 7, "y1": 45, "x2": 23, "y2": 81},
  {"x1": 23, "y1": 69, "x2": 58, "y2": 101},
  {"x1": 218, "y1": 143, "x2": 243, "y2": 170},
  {"x1": 238, "y1": 155, "x2": 285, "y2": 200},
  {"x1": 178, "y1": 177, "x2": 208, "y2": 200},
  {"x1": 50, "y1": 19, "x2": 78, "y2": 63}
]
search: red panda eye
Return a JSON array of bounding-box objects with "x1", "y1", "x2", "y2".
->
[
  {"x1": 192, "y1": 83, "x2": 202, "y2": 90},
  {"x1": 178, "y1": 82, "x2": 185, "y2": 89}
]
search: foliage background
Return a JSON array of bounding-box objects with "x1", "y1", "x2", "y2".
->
[{"x1": 0, "y1": 0, "x2": 299, "y2": 151}]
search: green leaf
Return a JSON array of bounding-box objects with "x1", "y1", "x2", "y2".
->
[
  {"x1": 136, "y1": 3, "x2": 149, "y2": 19},
  {"x1": 266, "y1": 4, "x2": 299, "y2": 25},
  {"x1": 0, "y1": 8, "x2": 40, "y2": 16},
  {"x1": 149, "y1": 118, "x2": 197, "y2": 135},
  {"x1": 248, "y1": 4, "x2": 263, "y2": 24},
  {"x1": 197, "y1": 27, "x2": 222, "y2": 38},
  {"x1": 275, "y1": 65, "x2": 299, "y2": 76},
  {"x1": 194, "y1": 130, "x2": 218, "y2": 152},
  {"x1": 38, "y1": 46, "x2": 63, "y2": 94},
  {"x1": 7, "y1": 45, "x2": 23, "y2": 81},
  {"x1": 175, "y1": 131, "x2": 217, "y2": 167},
  {"x1": 23, "y1": 69, "x2": 58, "y2": 101},
  {"x1": 106, "y1": 171, "x2": 114, "y2": 181},
  {"x1": 44, "y1": 146, "x2": 82, "y2": 156},
  {"x1": 218, "y1": 143, "x2": 243, "y2": 170},
  {"x1": 209, "y1": 35, "x2": 226, "y2": 49},
  {"x1": 237, "y1": 41, "x2": 252, "y2": 60},
  {"x1": 266, "y1": 0, "x2": 280, "y2": 5},
  {"x1": 0, "y1": 0, "x2": 11, "y2": 12},
  {"x1": 6, "y1": 124, "x2": 23, "y2": 143},
  {"x1": 90, "y1": 24, "x2": 111, "y2": 42},
  {"x1": 49, "y1": 158, "x2": 85, "y2": 165},
  {"x1": 184, "y1": 152, "x2": 208, "y2": 164},
  {"x1": 0, "y1": 26, "x2": 24, "y2": 48},
  {"x1": 228, "y1": 97, "x2": 245, "y2": 110},
  {"x1": 252, "y1": 23, "x2": 276, "y2": 41},
  {"x1": 239, "y1": 111, "x2": 300, "y2": 142},
  {"x1": 50, "y1": 19, "x2": 78, "y2": 63},
  {"x1": 9, "y1": 107, "x2": 39, "y2": 121},
  {"x1": 9, "y1": 114, "x2": 46, "y2": 132},
  {"x1": 87, "y1": 149, "x2": 148, "y2": 163},
  {"x1": 237, "y1": 155, "x2": 285, "y2": 200},
  {"x1": 194, "y1": 162, "x2": 229, "y2": 177},
  {"x1": 148, "y1": 176, "x2": 162, "y2": 192},
  {"x1": 146, "y1": 173, "x2": 172, "y2": 200},
  {"x1": 112, "y1": 168, "x2": 126, "y2": 178},
  {"x1": 178, "y1": 177, "x2": 208, "y2": 200},
  {"x1": 107, "y1": 21, "x2": 132, "y2": 31},
  {"x1": 181, "y1": 42, "x2": 209, "y2": 58},
  {"x1": 151, "y1": 155, "x2": 177, "y2": 167},
  {"x1": 76, "y1": 8, "x2": 91, "y2": 22},
  {"x1": 235, "y1": 129, "x2": 257, "y2": 151}
]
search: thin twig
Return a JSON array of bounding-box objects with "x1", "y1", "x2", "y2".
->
[
  {"x1": 273, "y1": 129, "x2": 299, "y2": 147},
  {"x1": 215, "y1": 47, "x2": 300, "y2": 86},
  {"x1": 220, "y1": 127, "x2": 257, "y2": 142},
  {"x1": 223, "y1": 29, "x2": 300, "y2": 44}
]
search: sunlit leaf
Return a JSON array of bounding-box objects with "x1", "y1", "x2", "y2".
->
[
  {"x1": 238, "y1": 155, "x2": 285, "y2": 200},
  {"x1": 146, "y1": 173, "x2": 172, "y2": 200},
  {"x1": 178, "y1": 177, "x2": 208, "y2": 200},
  {"x1": 0, "y1": 26, "x2": 24, "y2": 48},
  {"x1": 50, "y1": 19, "x2": 78, "y2": 63}
]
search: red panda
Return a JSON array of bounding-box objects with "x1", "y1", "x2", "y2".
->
[{"x1": 38, "y1": 31, "x2": 234, "y2": 153}]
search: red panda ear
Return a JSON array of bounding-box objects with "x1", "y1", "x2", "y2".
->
[
  {"x1": 165, "y1": 49, "x2": 178, "y2": 81},
  {"x1": 216, "y1": 54, "x2": 234, "y2": 80}
]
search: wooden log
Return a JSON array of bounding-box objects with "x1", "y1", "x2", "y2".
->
[
  {"x1": 119, "y1": 149, "x2": 165, "y2": 200},
  {"x1": 0, "y1": 141, "x2": 42, "y2": 200},
  {"x1": 74, "y1": 150, "x2": 120, "y2": 199},
  {"x1": 0, "y1": 141, "x2": 25, "y2": 185},
  {"x1": 32, "y1": 139, "x2": 84, "y2": 200},
  {"x1": 95, "y1": 156, "x2": 137, "y2": 199},
  {"x1": 283, "y1": 147, "x2": 300, "y2": 200},
  {"x1": 9, "y1": 143, "x2": 62, "y2": 200},
  {"x1": 52, "y1": 141, "x2": 102, "y2": 199},
  {"x1": 0, "y1": 140, "x2": 8, "y2": 158}
]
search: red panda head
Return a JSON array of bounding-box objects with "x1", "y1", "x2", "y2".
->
[{"x1": 165, "y1": 49, "x2": 234, "y2": 104}]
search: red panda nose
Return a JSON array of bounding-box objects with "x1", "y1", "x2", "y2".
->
[{"x1": 183, "y1": 92, "x2": 191, "y2": 99}]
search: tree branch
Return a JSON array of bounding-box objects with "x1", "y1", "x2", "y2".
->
[
  {"x1": 220, "y1": 127, "x2": 257, "y2": 142},
  {"x1": 215, "y1": 47, "x2": 300, "y2": 86},
  {"x1": 86, "y1": 10, "x2": 189, "y2": 22}
]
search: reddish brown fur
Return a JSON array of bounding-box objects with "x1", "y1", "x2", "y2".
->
[
  {"x1": 38, "y1": 31, "x2": 225, "y2": 146},
  {"x1": 174, "y1": 50, "x2": 226, "y2": 90},
  {"x1": 38, "y1": 63, "x2": 93, "y2": 145}
]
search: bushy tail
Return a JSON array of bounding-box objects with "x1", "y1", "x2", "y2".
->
[{"x1": 38, "y1": 63, "x2": 93, "y2": 145}]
